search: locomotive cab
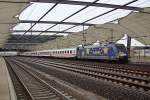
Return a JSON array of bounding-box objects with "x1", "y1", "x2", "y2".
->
[{"x1": 115, "y1": 44, "x2": 128, "y2": 62}]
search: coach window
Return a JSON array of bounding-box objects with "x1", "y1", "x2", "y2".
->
[
  {"x1": 70, "y1": 50, "x2": 72, "y2": 54},
  {"x1": 67, "y1": 51, "x2": 69, "y2": 53}
]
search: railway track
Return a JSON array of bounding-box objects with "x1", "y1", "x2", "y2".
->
[
  {"x1": 24, "y1": 57, "x2": 150, "y2": 77},
  {"x1": 5, "y1": 58, "x2": 76, "y2": 100},
  {"x1": 15, "y1": 57, "x2": 150, "y2": 93},
  {"x1": 41, "y1": 58, "x2": 150, "y2": 77},
  {"x1": 38, "y1": 58, "x2": 150, "y2": 78},
  {"x1": 6, "y1": 60, "x2": 32, "y2": 100}
]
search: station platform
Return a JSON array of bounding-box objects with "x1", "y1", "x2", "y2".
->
[
  {"x1": 130, "y1": 57, "x2": 150, "y2": 64},
  {"x1": 0, "y1": 57, "x2": 16, "y2": 100}
]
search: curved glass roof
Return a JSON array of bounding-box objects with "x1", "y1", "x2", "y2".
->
[{"x1": 12, "y1": 0, "x2": 150, "y2": 39}]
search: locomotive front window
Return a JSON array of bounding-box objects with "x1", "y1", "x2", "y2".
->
[{"x1": 116, "y1": 44, "x2": 126, "y2": 53}]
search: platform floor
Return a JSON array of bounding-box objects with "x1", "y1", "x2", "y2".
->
[
  {"x1": 0, "y1": 57, "x2": 16, "y2": 100},
  {"x1": 130, "y1": 57, "x2": 150, "y2": 64}
]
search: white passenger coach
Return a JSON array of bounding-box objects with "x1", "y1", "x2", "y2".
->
[{"x1": 20, "y1": 48, "x2": 77, "y2": 58}]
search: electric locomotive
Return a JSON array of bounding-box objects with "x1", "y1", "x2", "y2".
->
[{"x1": 77, "y1": 43, "x2": 128, "y2": 62}]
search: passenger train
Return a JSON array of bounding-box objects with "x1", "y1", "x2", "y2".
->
[
  {"x1": 20, "y1": 43, "x2": 128, "y2": 62},
  {"x1": 0, "y1": 51, "x2": 18, "y2": 56}
]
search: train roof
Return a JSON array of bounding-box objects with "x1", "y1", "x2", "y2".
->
[
  {"x1": 79, "y1": 43, "x2": 117, "y2": 49},
  {"x1": 31, "y1": 47, "x2": 77, "y2": 52}
]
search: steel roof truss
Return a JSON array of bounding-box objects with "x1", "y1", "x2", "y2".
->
[{"x1": 31, "y1": 0, "x2": 142, "y2": 11}]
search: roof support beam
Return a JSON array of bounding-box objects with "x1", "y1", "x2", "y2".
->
[
  {"x1": 31, "y1": 0, "x2": 143, "y2": 11},
  {"x1": 13, "y1": 30, "x2": 73, "y2": 34},
  {"x1": 19, "y1": 20, "x2": 95, "y2": 26},
  {"x1": 28, "y1": 0, "x2": 139, "y2": 41},
  {"x1": 28, "y1": 0, "x2": 100, "y2": 40},
  {"x1": 18, "y1": 0, "x2": 65, "y2": 39},
  {"x1": 0, "y1": 21, "x2": 95, "y2": 26},
  {"x1": 59, "y1": 0, "x2": 140, "y2": 33}
]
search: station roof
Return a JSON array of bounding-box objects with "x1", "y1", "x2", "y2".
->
[
  {"x1": 0, "y1": 0, "x2": 29, "y2": 47},
  {"x1": 92, "y1": 7, "x2": 150, "y2": 45},
  {"x1": 1, "y1": 0, "x2": 150, "y2": 49}
]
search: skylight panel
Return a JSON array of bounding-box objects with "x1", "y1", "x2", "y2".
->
[
  {"x1": 128, "y1": 0, "x2": 150, "y2": 7},
  {"x1": 32, "y1": 24, "x2": 55, "y2": 31},
  {"x1": 40, "y1": 33, "x2": 56, "y2": 35},
  {"x1": 14, "y1": 0, "x2": 150, "y2": 37},
  {"x1": 56, "y1": 33, "x2": 68, "y2": 36},
  {"x1": 66, "y1": 25, "x2": 89, "y2": 32},
  {"x1": 41, "y1": 4, "x2": 85, "y2": 21},
  {"x1": 97, "y1": 0, "x2": 134, "y2": 5},
  {"x1": 65, "y1": 7, "x2": 113, "y2": 23},
  {"x1": 13, "y1": 23, "x2": 31, "y2": 30},
  {"x1": 19, "y1": 3, "x2": 55, "y2": 20},
  {"x1": 48, "y1": 24, "x2": 74, "y2": 31},
  {"x1": 87, "y1": 9, "x2": 131, "y2": 24},
  {"x1": 13, "y1": 23, "x2": 55, "y2": 32},
  {"x1": 12, "y1": 32, "x2": 41, "y2": 35}
]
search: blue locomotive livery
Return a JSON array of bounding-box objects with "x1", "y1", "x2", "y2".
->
[{"x1": 77, "y1": 43, "x2": 128, "y2": 61}]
